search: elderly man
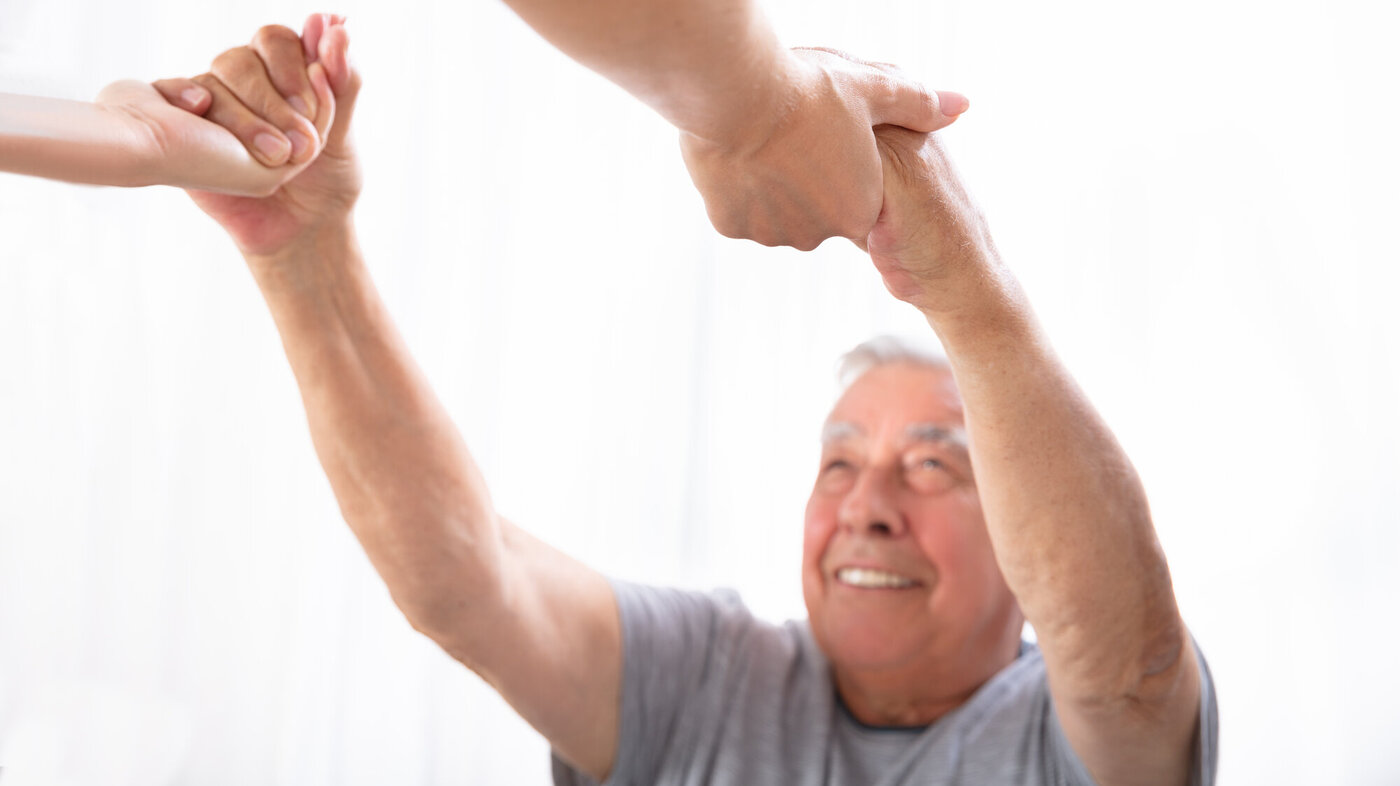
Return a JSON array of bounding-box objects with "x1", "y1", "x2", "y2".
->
[{"x1": 181, "y1": 21, "x2": 1217, "y2": 786}]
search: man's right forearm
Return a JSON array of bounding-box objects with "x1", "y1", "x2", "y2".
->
[
  {"x1": 244, "y1": 222, "x2": 505, "y2": 625},
  {"x1": 501, "y1": 0, "x2": 791, "y2": 146}
]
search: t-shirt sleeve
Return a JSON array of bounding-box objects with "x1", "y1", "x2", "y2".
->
[
  {"x1": 551, "y1": 579, "x2": 755, "y2": 786},
  {"x1": 1189, "y1": 637, "x2": 1220, "y2": 786},
  {"x1": 1040, "y1": 636, "x2": 1220, "y2": 786}
]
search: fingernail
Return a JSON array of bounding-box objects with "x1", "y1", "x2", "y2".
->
[
  {"x1": 937, "y1": 91, "x2": 970, "y2": 116},
  {"x1": 287, "y1": 131, "x2": 311, "y2": 160},
  {"x1": 180, "y1": 87, "x2": 205, "y2": 108},
  {"x1": 254, "y1": 132, "x2": 290, "y2": 162},
  {"x1": 288, "y1": 95, "x2": 311, "y2": 118}
]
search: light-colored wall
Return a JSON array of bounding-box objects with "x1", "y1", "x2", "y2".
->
[{"x1": 1, "y1": 0, "x2": 1395, "y2": 782}]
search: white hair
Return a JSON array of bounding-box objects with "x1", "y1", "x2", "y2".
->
[{"x1": 835, "y1": 334, "x2": 951, "y2": 391}]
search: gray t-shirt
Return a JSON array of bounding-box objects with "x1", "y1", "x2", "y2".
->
[{"x1": 553, "y1": 580, "x2": 1218, "y2": 786}]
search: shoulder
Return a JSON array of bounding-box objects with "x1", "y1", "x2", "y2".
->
[
  {"x1": 611, "y1": 579, "x2": 800, "y2": 647},
  {"x1": 583, "y1": 581, "x2": 833, "y2": 785}
]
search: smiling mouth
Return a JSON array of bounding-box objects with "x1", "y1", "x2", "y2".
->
[{"x1": 834, "y1": 567, "x2": 918, "y2": 589}]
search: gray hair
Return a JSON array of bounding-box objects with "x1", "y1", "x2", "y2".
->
[{"x1": 836, "y1": 334, "x2": 951, "y2": 391}]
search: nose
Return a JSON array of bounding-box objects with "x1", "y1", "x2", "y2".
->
[{"x1": 837, "y1": 466, "x2": 906, "y2": 538}]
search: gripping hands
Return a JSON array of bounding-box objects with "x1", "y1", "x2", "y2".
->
[
  {"x1": 142, "y1": 15, "x2": 964, "y2": 269},
  {"x1": 144, "y1": 14, "x2": 362, "y2": 257},
  {"x1": 679, "y1": 47, "x2": 967, "y2": 251}
]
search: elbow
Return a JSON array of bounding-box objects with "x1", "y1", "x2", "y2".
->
[
  {"x1": 1081, "y1": 614, "x2": 1192, "y2": 715},
  {"x1": 1129, "y1": 615, "x2": 1194, "y2": 705},
  {"x1": 356, "y1": 511, "x2": 509, "y2": 648}
]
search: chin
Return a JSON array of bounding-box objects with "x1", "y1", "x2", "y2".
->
[{"x1": 810, "y1": 611, "x2": 933, "y2": 672}]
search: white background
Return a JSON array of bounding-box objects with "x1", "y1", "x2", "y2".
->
[{"x1": 1, "y1": 0, "x2": 1397, "y2": 782}]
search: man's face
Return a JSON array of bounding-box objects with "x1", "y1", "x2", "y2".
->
[{"x1": 802, "y1": 362, "x2": 1020, "y2": 674}]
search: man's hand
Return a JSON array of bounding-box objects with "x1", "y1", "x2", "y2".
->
[
  {"x1": 162, "y1": 14, "x2": 361, "y2": 259},
  {"x1": 679, "y1": 49, "x2": 967, "y2": 251},
  {"x1": 861, "y1": 126, "x2": 999, "y2": 315}
]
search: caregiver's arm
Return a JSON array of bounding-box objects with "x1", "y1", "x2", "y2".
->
[
  {"x1": 502, "y1": 0, "x2": 968, "y2": 248},
  {"x1": 0, "y1": 25, "x2": 327, "y2": 194},
  {"x1": 191, "y1": 19, "x2": 623, "y2": 781},
  {"x1": 867, "y1": 127, "x2": 1201, "y2": 786}
]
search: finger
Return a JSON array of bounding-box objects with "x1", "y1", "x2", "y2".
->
[
  {"x1": 318, "y1": 22, "x2": 352, "y2": 95},
  {"x1": 191, "y1": 72, "x2": 294, "y2": 167},
  {"x1": 864, "y1": 71, "x2": 968, "y2": 134},
  {"x1": 210, "y1": 45, "x2": 320, "y2": 165},
  {"x1": 317, "y1": 23, "x2": 361, "y2": 152},
  {"x1": 249, "y1": 24, "x2": 317, "y2": 123},
  {"x1": 151, "y1": 77, "x2": 211, "y2": 115},
  {"x1": 301, "y1": 13, "x2": 327, "y2": 63},
  {"x1": 307, "y1": 61, "x2": 336, "y2": 143}
]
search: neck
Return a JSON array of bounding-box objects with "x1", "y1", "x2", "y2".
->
[{"x1": 832, "y1": 618, "x2": 1024, "y2": 727}]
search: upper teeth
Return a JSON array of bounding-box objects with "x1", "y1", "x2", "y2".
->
[{"x1": 836, "y1": 567, "x2": 915, "y2": 589}]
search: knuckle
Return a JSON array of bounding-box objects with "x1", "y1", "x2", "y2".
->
[
  {"x1": 210, "y1": 46, "x2": 255, "y2": 77},
  {"x1": 190, "y1": 72, "x2": 221, "y2": 92},
  {"x1": 713, "y1": 218, "x2": 745, "y2": 241},
  {"x1": 917, "y1": 89, "x2": 938, "y2": 118},
  {"x1": 253, "y1": 24, "x2": 298, "y2": 49}
]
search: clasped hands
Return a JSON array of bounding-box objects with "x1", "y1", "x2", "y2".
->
[{"x1": 125, "y1": 14, "x2": 977, "y2": 305}]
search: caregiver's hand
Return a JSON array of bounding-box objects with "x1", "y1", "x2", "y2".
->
[
  {"x1": 175, "y1": 14, "x2": 362, "y2": 259},
  {"x1": 83, "y1": 17, "x2": 339, "y2": 196},
  {"x1": 678, "y1": 47, "x2": 967, "y2": 251},
  {"x1": 0, "y1": 18, "x2": 327, "y2": 197}
]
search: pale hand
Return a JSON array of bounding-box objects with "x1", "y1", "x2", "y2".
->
[
  {"x1": 679, "y1": 48, "x2": 968, "y2": 251},
  {"x1": 92, "y1": 79, "x2": 305, "y2": 196}
]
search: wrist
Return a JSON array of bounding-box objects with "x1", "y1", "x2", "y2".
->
[
  {"x1": 681, "y1": 37, "x2": 803, "y2": 152},
  {"x1": 244, "y1": 215, "x2": 360, "y2": 294},
  {"x1": 915, "y1": 259, "x2": 1037, "y2": 354}
]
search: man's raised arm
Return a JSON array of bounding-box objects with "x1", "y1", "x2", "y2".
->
[
  {"x1": 177, "y1": 17, "x2": 624, "y2": 780},
  {"x1": 865, "y1": 127, "x2": 1206, "y2": 785},
  {"x1": 501, "y1": 0, "x2": 968, "y2": 249}
]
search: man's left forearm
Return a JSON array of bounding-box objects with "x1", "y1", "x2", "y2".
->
[{"x1": 922, "y1": 257, "x2": 1190, "y2": 702}]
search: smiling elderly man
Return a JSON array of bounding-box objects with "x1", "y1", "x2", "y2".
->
[{"x1": 177, "y1": 21, "x2": 1217, "y2": 786}]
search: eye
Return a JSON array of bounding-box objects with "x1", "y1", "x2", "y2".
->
[
  {"x1": 905, "y1": 453, "x2": 959, "y2": 494},
  {"x1": 823, "y1": 458, "x2": 852, "y2": 473}
]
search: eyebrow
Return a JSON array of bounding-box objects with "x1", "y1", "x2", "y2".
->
[
  {"x1": 906, "y1": 424, "x2": 969, "y2": 450},
  {"x1": 820, "y1": 421, "x2": 969, "y2": 451}
]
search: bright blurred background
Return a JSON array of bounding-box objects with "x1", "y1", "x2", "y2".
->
[{"x1": 1, "y1": 0, "x2": 1396, "y2": 782}]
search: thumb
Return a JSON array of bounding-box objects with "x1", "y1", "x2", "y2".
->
[
  {"x1": 317, "y1": 22, "x2": 361, "y2": 152},
  {"x1": 864, "y1": 71, "x2": 968, "y2": 133}
]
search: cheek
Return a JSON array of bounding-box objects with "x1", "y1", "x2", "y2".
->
[
  {"x1": 801, "y1": 500, "x2": 834, "y2": 616},
  {"x1": 802, "y1": 497, "x2": 837, "y2": 566},
  {"x1": 913, "y1": 493, "x2": 989, "y2": 570}
]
